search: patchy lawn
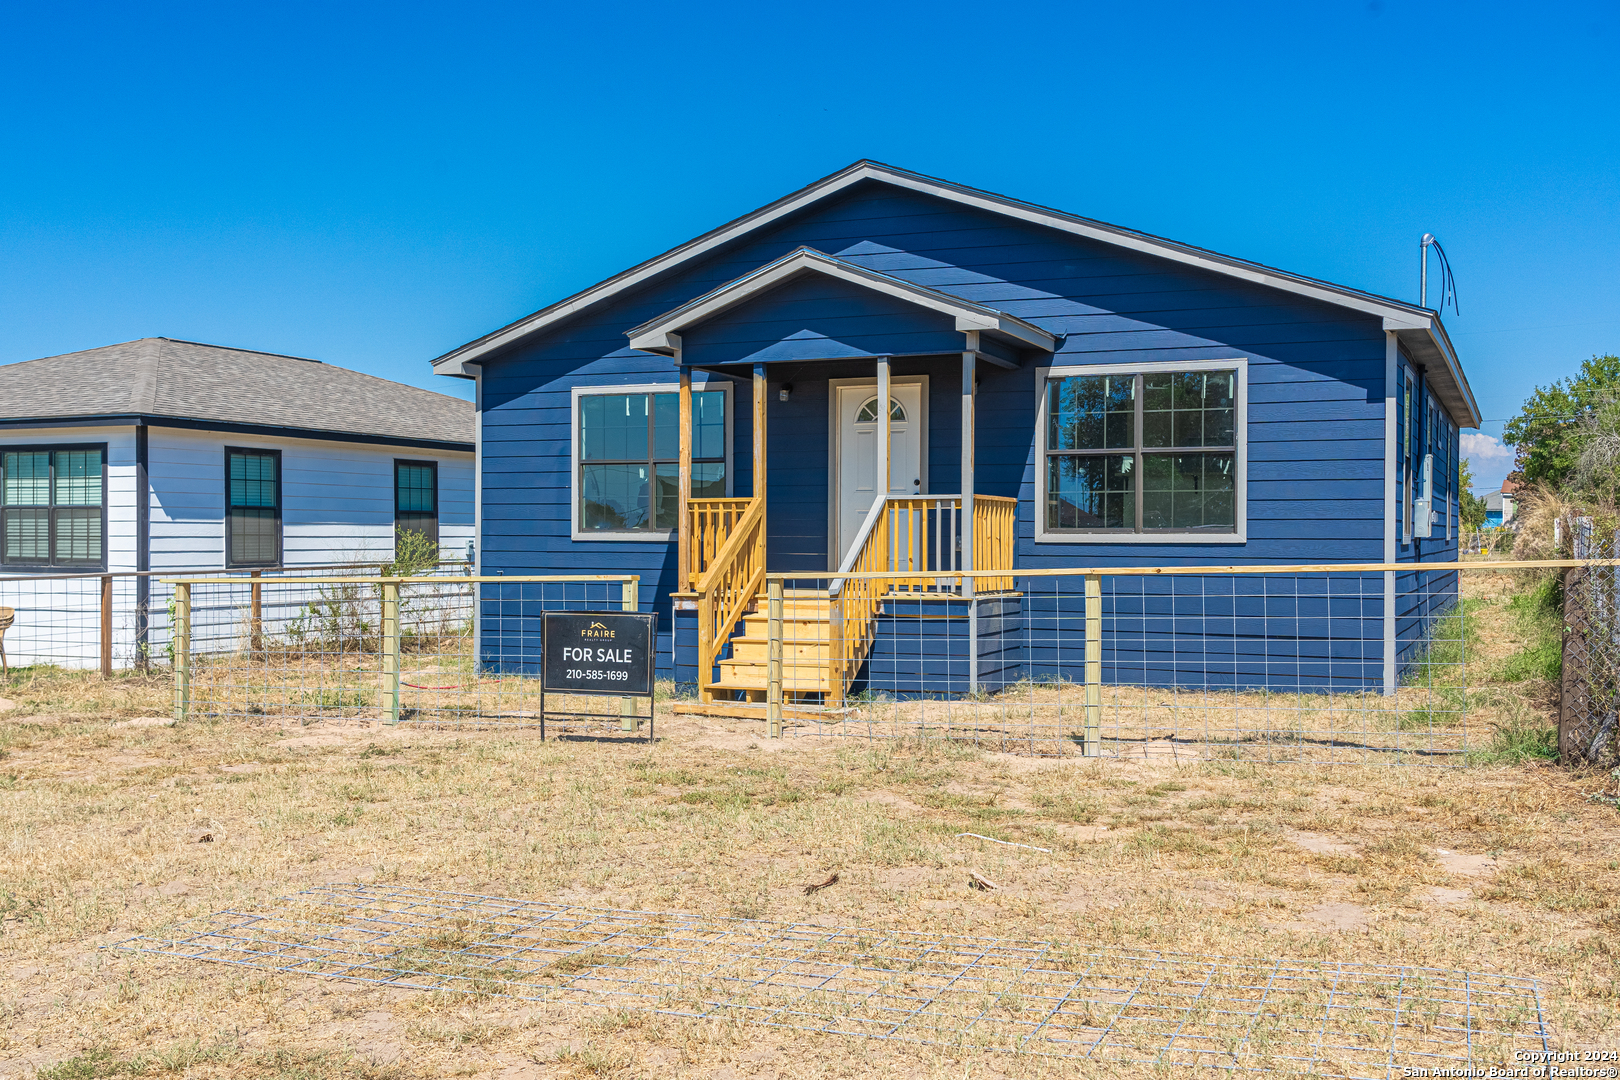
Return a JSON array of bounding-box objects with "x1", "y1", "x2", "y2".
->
[{"x1": 1, "y1": 572, "x2": 1617, "y2": 1078}]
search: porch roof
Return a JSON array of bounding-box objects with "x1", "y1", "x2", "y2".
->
[{"x1": 623, "y1": 247, "x2": 1057, "y2": 362}]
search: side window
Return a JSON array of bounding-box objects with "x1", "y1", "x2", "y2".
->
[
  {"x1": 226, "y1": 449, "x2": 280, "y2": 568},
  {"x1": 395, "y1": 461, "x2": 439, "y2": 546},
  {"x1": 0, "y1": 446, "x2": 106, "y2": 569},
  {"x1": 1043, "y1": 367, "x2": 1239, "y2": 534}
]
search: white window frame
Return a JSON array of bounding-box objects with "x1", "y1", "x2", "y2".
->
[
  {"x1": 569, "y1": 380, "x2": 733, "y2": 542},
  {"x1": 1034, "y1": 358, "x2": 1248, "y2": 545}
]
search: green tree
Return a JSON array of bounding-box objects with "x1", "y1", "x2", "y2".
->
[
  {"x1": 1502, "y1": 354, "x2": 1620, "y2": 488},
  {"x1": 1458, "y1": 457, "x2": 1488, "y2": 530}
]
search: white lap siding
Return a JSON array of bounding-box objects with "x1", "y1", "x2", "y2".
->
[
  {"x1": 0, "y1": 425, "x2": 137, "y2": 669},
  {"x1": 0, "y1": 427, "x2": 478, "y2": 671},
  {"x1": 148, "y1": 428, "x2": 474, "y2": 570}
]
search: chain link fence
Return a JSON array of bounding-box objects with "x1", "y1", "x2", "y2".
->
[{"x1": 1561, "y1": 529, "x2": 1619, "y2": 767}]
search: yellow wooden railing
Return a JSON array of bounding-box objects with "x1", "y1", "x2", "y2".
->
[
  {"x1": 828, "y1": 492, "x2": 891, "y2": 703},
  {"x1": 688, "y1": 498, "x2": 755, "y2": 589},
  {"x1": 826, "y1": 493, "x2": 1018, "y2": 702},
  {"x1": 973, "y1": 495, "x2": 1017, "y2": 593},
  {"x1": 694, "y1": 496, "x2": 765, "y2": 702}
]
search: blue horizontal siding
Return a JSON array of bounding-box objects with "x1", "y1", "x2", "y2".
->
[{"x1": 472, "y1": 177, "x2": 1466, "y2": 623}]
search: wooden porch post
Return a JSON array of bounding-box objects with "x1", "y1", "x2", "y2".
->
[
  {"x1": 678, "y1": 364, "x2": 692, "y2": 588},
  {"x1": 752, "y1": 362, "x2": 767, "y2": 499},
  {"x1": 876, "y1": 357, "x2": 891, "y2": 593},
  {"x1": 876, "y1": 354, "x2": 891, "y2": 508},
  {"x1": 962, "y1": 334, "x2": 977, "y2": 691},
  {"x1": 960, "y1": 335, "x2": 977, "y2": 587}
]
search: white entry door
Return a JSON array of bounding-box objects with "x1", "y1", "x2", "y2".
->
[{"x1": 834, "y1": 380, "x2": 925, "y2": 566}]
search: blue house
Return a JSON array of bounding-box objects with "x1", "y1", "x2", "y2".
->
[{"x1": 433, "y1": 162, "x2": 1476, "y2": 709}]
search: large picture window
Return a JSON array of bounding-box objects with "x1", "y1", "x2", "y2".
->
[
  {"x1": 575, "y1": 385, "x2": 729, "y2": 536},
  {"x1": 395, "y1": 460, "x2": 438, "y2": 545},
  {"x1": 1038, "y1": 363, "x2": 1245, "y2": 541},
  {"x1": 226, "y1": 448, "x2": 281, "y2": 567},
  {"x1": 1, "y1": 445, "x2": 106, "y2": 568}
]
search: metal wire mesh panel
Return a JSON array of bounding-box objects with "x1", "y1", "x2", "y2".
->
[
  {"x1": 1561, "y1": 551, "x2": 1620, "y2": 767},
  {"x1": 177, "y1": 575, "x2": 644, "y2": 731},
  {"x1": 756, "y1": 567, "x2": 1468, "y2": 765},
  {"x1": 114, "y1": 884, "x2": 1548, "y2": 1076}
]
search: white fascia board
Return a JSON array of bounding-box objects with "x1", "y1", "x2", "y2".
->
[
  {"x1": 434, "y1": 160, "x2": 1441, "y2": 374},
  {"x1": 1383, "y1": 313, "x2": 1480, "y2": 428}
]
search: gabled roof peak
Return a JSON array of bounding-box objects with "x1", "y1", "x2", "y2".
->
[
  {"x1": 433, "y1": 161, "x2": 1476, "y2": 426},
  {"x1": 624, "y1": 246, "x2": 1055, "y2": 359}
]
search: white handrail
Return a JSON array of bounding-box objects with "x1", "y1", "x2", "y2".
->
[{"x1": 828, "y1": 491, "x2": 892, "y2": 598}]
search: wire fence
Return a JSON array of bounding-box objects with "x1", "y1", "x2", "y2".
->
[
  {"x1": 1561, "y1": 528, "x2": 1619, "y2": 767},
  {"x1": 112, "y1": 883, "x2": 1549, "y2": 1077},
  {"x1": 172, "y1": 574, "x2": 647, "y2": 734},
  {"x1": 743, "y1": 561, "x2": 1583, "y2": 766},
  {"x1": 0, "y1": 561, "x2": 468, "y2": 675},
  {"x1": 153, "y1": 559, "x2": 1620, "y2": 765}
]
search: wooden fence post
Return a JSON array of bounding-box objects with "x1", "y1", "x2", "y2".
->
[
  {"x1": 99, "y1": 574, "x2": 113, "y2": 677},
  {"x1": 381, "y1": 580, "x2": 400, "y2": 724},
  {"x1": 250, "y1": 569, "x2": 263, "y2": 655},
  {"x1": 1084, "y1": 573, "x2": 1102, "y2": 757},
  {"x1": 621, "y1": 576, "x2": 639, "y2": 731},
  {"x1": 173, "y1": 582, "x2": 190, "y2": 723},
  {"x1": 767, "y1": 577, "x2": 783, "y2": 739}
]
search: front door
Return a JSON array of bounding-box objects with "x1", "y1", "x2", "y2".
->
[{"x1": 833, "y1": 380, "x2": 925, "y2": 566}]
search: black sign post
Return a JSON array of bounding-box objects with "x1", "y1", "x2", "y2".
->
[{"x1": 540, "y1": 611, "x2": 657, "y2": 742}]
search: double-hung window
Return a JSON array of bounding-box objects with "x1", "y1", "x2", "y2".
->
[
  {"x1": 1, "y1": 446, "x2": 106, "y2": 568},
  {"x1": 226, "y1": 448, "x2": 281, "y2": 568},
  {"x1": 574, "y1": 385, "x2": 730, "y2": 537},
  {"x1": 1037, "y1": 362, "x2": 1245, "y2": 541},
  {"x1": 395, "y1": 460, "x2": 438, "y2": 545}
]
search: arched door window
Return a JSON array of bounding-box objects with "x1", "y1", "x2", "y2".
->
[{"x1": 855, "y1": 397, "x2": 907, "y2": 423}]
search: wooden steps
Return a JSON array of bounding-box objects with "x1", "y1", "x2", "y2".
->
[{"x1": 711, "y1": 588, "x2": 837, "y2": 699}]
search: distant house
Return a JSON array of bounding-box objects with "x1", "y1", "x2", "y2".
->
[
  {"x1": 0, "y1": 337, "x2": 474, "y2": 666},
  {"x1": 1483, "y1": 479, "x2": 1518, "y2": 528}
]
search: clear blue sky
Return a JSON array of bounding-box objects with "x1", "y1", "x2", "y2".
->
[{"x1": 2, "y1": 1, "x2": 1615, "y2": 490}]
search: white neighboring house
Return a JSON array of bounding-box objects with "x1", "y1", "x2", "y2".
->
[{"x1": 0, "y1": 337, "x2": 474, "y2": 668}]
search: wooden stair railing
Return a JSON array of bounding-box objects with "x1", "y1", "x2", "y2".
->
[
  {"x1": 694, "y1": 496, "x2": 766, "y2": 703},
  {"x1": 828, "y1": 492, "x2": 891, "y2": 704},
  {"x1": 688, "y1": 498, "x2": 755, "y2": 589},
  {"x1": 826, "y1": 493, "x2": 1019, "y2": 703}
]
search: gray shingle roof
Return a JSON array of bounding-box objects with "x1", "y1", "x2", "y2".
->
[{"x1": 0, "y1": 338, "x2": 471, "y2": 447}]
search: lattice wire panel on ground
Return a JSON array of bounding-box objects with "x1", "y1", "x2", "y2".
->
[
  {"x1": 770, "y1": 568, "x2": 1468, "y2": 765},
  {"x1": 179, "y1": 575, "x2": 641, "y2": 732},
  {"x1": 115, "y1": 884, "x2": 1547, "y2": 1077},
  {"x1": 1562, "y1": 551, "x2": 1620, "y2": 768}
]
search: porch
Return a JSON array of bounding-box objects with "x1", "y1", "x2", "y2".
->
[
  {"x1": 624, "y1": 246, "x2": 1055, "y2": 711},
  {"x1": 666, "y1": 360, "x2": 1018, "y2": 709}
]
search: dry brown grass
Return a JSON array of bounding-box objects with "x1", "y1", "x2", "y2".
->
[{"x1": 1, "y1": 573, "x2": 1617, "y2": 1078}]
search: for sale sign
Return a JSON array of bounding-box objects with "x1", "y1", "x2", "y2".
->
[{"x1": 541, "y1": 612, "x2": 657, "y2": 697}]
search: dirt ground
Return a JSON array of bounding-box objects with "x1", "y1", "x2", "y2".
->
[{"x1": 2, "y1": 572, "x2": 1618, "y2": 1078}]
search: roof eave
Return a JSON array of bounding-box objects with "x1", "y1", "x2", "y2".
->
[
  {"x1": 434, "y1": 159, "x2": 1465, "y2": 391},
  {"x1": 1384, "y1": 314, "x2": 1481, "y2": 428}
]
